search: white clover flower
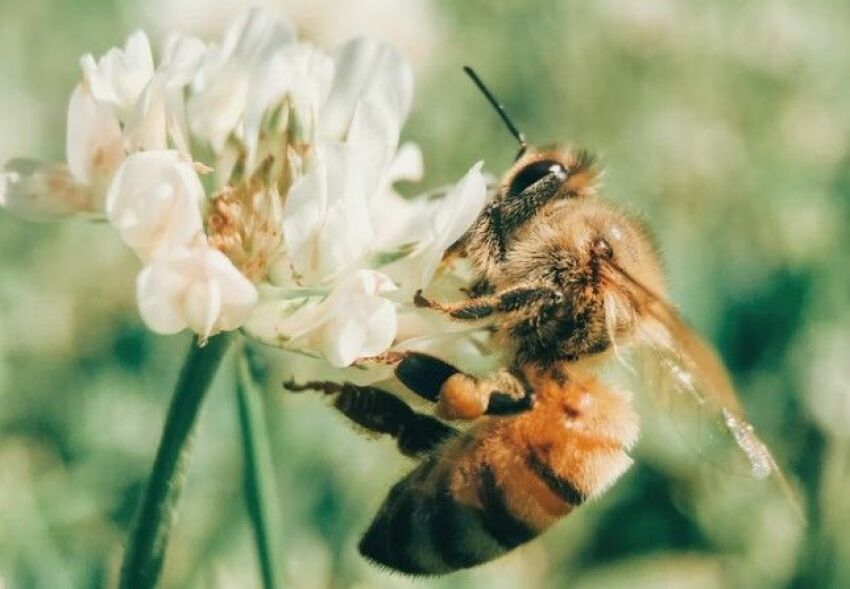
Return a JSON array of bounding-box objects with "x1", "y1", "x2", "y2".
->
[
  {"x1": 1, "y1": 7, "x2": 490, "y2": 362},
  {"x1": 105, "y1": 150, "x2": 205, "y2": 262},
  {"x1": 80, "y1": 30, "x2": 155, "y2": 121},
  {"x1": 137, "y1": 244, "x2": 259, "y2": 341}
]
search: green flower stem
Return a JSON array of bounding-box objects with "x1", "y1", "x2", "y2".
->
[
  {"x1": 120, "y1": 332, "x2": 234, "y2": 589},
  {"x1": 236, "y1": 350, "x2": 284, "y2": 589}
]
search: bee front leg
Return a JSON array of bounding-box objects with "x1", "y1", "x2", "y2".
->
[{"x1": 413, "y1": 284, "x2": 564, "y2": 322}]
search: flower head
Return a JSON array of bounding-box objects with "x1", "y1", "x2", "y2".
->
[{"x1": 1, "y1": 8, "x2": 488, "y2": 366}]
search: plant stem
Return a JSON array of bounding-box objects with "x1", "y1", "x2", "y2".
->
[
  {"x1": 236, "y1": 350, "x2": 284, "y2": 589},
  {"x1": 120, "y1": 332, "x2": 234, "y2": 589}
]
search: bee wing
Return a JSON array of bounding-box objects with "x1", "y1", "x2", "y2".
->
[
  {"x1": 603, "y1": 261, "x2": 805, "y2": 521},
  {"x1": 637, "y1": 315, "x2": 773, "y2": 479}
]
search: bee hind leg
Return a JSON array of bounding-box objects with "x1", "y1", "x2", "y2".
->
[
  {"x1": 284, "y1": 378, "x2": 457, "y2": 458},
  {"x1": 395, "y1": 353, "x2": 534, "y2": 421}
]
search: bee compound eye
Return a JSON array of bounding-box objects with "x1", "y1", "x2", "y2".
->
[{"x1": 507, "y1": 160, "x2": 567, "y2": 199}]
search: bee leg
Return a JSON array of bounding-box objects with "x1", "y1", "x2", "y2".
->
[
  {"x1": 395, "y1": 353, "x2": 534, "y2": 421},
  {"x1": 395, "y1": 352, "x2": 461, "y2": 403},
  {"x1": 284, "y1": 379, "x2": 457, "y2": 458},
  {"x1": 498, "y1": 169, "x2": 570, "y2": 241},
  {"x1": 436, "y1": 368, "x2": 534, "y2": 420},
  {"x1": 459, "y1": 278, "x2": 494, "y2": 298},
  {"x1": 414, "y1": 284, "x2": 564, "y2": 322}
]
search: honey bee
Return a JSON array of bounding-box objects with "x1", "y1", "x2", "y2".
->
[{"x1": 284, "y1": 67, "x2": 800, "y2": 575}]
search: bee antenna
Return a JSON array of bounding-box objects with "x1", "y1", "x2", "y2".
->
[{"x1": 463, "y1": 66, "x2": 528, "y2": 160}]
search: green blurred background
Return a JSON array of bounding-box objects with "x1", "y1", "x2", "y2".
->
[{"x1": 1, "y1": 0, "x2": 849, "y2": 587}]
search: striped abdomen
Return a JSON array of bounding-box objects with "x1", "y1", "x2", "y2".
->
[{"x1": 359, "y1": 372, "x2": 638, "y2": 575}]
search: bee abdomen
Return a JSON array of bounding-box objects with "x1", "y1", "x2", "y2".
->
[
  {"x1": 476, "y1": 464, "x2": 539, "y2": 549},
  {"x1": 359, "y1": 459, "x2": 511, "y2": 575},
  {"x1": 359, "y1": 456, "x2": 563, "y2": 575},
  {"x1": 358, "y1": 481, "x2": 427, "y2": 574}
]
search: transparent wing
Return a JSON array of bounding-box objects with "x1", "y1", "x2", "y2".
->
[
  {"x1": 636, "y1": 321, "x2": 774, "y2": 479},
  {"x1": 602, "y1": 260, "x2": 805, "y2": 522}
]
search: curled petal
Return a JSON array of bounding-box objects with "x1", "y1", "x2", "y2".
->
[
  {"x1": 183, "y1": 278, "x2": 222, "y2": 338},
  {"x1": 0, "y1": 159, "x2": 96, "y2": 221},
  {"x1": 382, "y1": 161, "x2": 487, "y2": 291},
  {"x1": 369, "y1": 142, "x2": 425, "y2": 249},
  {"x1": 426, "y1": 161, "x2": 487, "y2": 258},
  {"x1": 243, "y1": 43, "x2": 334, "y2": 167},
  {"x1": 217, "y1": 6, "x2": 294, "y2": 63},
  {"x1": 66, "y1": 83, "x2": 124, "y2": 196},
  {"x1": 135, "y1": 254, "x2": 191, "y2": 334},
  {"x1": 137, "y1": 244, "x2": 258, "y2": 339},
  {"x1": 188, "y1": 7, "x2": 295, "y2": 151},
  {"x1": 80, "y1": 30, "x2": 155, "y2": 120},
  {"x1": 124, "y1": 35, "x2": 208, "y2": 154},
  {"x1": 282, "y1": 144, "x2": 377, "y2": 283},
  {"x1": 187, "y1": 66, "x2": 249, "y2": 153},
  {"x1": 160, "y1": 34, "x2": 208, "y2": 85},
  {"x1": 321, "y1": 37, "x2": 413, "y2": 146},
  {"x1": 346, "y1": 98, "x2": 400, "y2": 172},
  {"x1": 123, "y1": 78, "x2": 168, "y2": 152},
  {"x1": 387, "y1": 142, "x2": 424, "y2": 184},
  {"x1": 105, "y1": 150, "x2": 205, "y2": 261}
]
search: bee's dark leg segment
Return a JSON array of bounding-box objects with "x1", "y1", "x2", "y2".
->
[
  {"x1": 414, "y1": 285, "x2": 564, "y2": 323},
  {"x1": 393, "y1": 350, "x2": 537, "y2": 421},
  {"x1": 484, "y1": 367, "x2": 535, "y2": 415},
  {"x1": 453, "y1": 303, "x2": 495, "y2": 320},
  {"x1": 397, "y1": 413, "x2": 458, "y2": 457},
  {"x1": 496, "y1": 286, "x2": 562, "y2": 312},
  {"x1": 283, "y1": 379, "x2": 345, "y2": 395},
  {"x1": 284, "y1": 378, "x2": 456, "y2": 458},
  {"x1": 460, "y1": 278, "x2": 494, "y2": 298},
  {"x1": 395, "y1": 352, "x2": 460, "y2": 402},
  {"x1": 486, "y1": 389, "x2": 535, "y2": 415}
]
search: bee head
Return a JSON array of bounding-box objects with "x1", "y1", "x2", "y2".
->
[{"x1": 501, "y1": 147, "x2": 599, "y2": 205}]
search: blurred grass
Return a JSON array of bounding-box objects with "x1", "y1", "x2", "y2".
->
[{"x1": 1, "y1": 0, "x2": 849, "y2": 587}]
